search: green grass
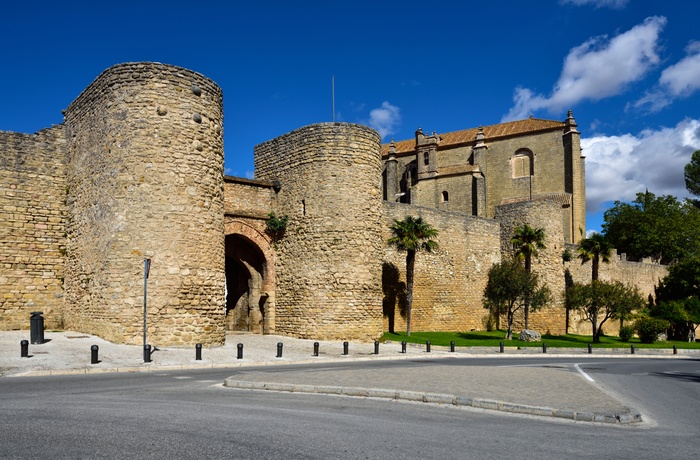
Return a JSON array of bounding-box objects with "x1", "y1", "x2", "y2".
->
[{"x1": 381, "y1": 330, "x2": 700, "y2": 349}]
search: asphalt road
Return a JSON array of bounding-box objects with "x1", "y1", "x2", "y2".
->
[{"x1": 0, "y1": 357, "x2": 697, "y2": 459}]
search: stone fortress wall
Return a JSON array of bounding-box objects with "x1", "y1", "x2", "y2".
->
[
  {"x1": 0, "y1": 127, "x2": 67, "y2": 330},
  {"x1": 0, "y1": 62, "x2": 668, "y2": 344}
]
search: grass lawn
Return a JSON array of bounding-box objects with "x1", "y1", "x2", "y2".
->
[{"x1": 381, "y1": 330, "x2": 700, "y2": 349}]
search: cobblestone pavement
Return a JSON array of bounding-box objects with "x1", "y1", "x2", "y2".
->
[{"x1": 2, "y1": 330, "x2": 694, "y2": 424}]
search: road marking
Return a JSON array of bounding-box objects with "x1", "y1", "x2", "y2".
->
[
  {"x1": 173, "y1": 376, "x2": 193, "y2": 379},
  {"x1": 574, "y1": 363, "x2": 595, "y2": 382}
]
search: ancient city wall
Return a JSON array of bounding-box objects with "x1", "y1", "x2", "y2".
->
[
  {"x1": 62, "y1": 62, "x2": 226, "y2": 346},
  {"x1": 565, "y1": 245, "x2": 667, "y2": 334},
  {"x1": 382, "y1": 203, "x2": 501, "y2": 333},
  {"x1": 224, "y1": 176, "x2": 277, "y2": 219},
  {"x1": 0, "y1": 127, "x2": 66, "y2": 330},
  {"x1": 254, "y1": 123, "x2": 384, "y2": 341}
]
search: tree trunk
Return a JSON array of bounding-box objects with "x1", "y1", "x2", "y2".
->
[
  {"x1": 405, "y1": 250, "x2": 415, "y2": 337},
  {"x1": 591, "y1": 312, "x2": 600, "y2": 343},
  {"x1": 592, "y1": 256, "x2": 599, "y2": 282},
  {"x1": 524, "y1": 256, "x2": 531, "y2": 329},
  {"x1": 506, "y1": 308, "x2": 514, "y2": 340}
]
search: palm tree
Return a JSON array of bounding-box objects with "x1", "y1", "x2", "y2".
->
[
  {"x1": 387, "y1": 216, "x2": 439, "y2": 336},
  {"x1": 577, "y1": 232, "x2": 613, "y2": 281},
  {"x1": 511, "y1": 224, "x2": 546, "y2": 329}
]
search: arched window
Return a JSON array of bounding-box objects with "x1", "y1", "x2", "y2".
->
[
  {"x1": 424, "y1": 152, "x2": 430, "y2": 166},
  {"x1": 512, "y1": 150, "x2": 533, "y2": 178},
  {"x1": 442, "y1": 191, "x2": 449, "y2": 202}
]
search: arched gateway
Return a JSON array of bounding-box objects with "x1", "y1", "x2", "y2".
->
[{"x1": 224, "y1": 220, "x2": 276, "y2": 334}]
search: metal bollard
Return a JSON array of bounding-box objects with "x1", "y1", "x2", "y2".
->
[
  {"x1": 401, "y1": 341, "x2": 406, "y2": 354},
  {"x1": 374, "y1": 340, "x2": 379, "y2": 355},
  {"x1": 673, "y1": 345, "x2": 677, "y2": 355},
  {"x1": 313, "y1": 342, "x2": 319, "y2": 357},
  {"x1": 426, "y1": 340, "x2": 431, "y2": 353},
  {"x1": 144, "y1": 344, "x2": 152, "y2": 363},
  {"x1": 237, "y1": 343, "x2": 243, "y2": 360},
  {"x1": 276, "y1": 342, "x2": 283, "y2": 358},
  {"x1": 500, "y1": 341, "x2": 504, "y2": 353},
  {"x1": 542, "y1": 343, "x2": 547, "y2": 353},
  {"x1": 91, "y1": 345, "x2": 99, "y2": 365},
  {"x1": 343, "y1": 341, "x2": 349, "y2": 355},
  {"x1": 20, "y1": 340, "x2": 28, "y2": 358},
  {"x1": 631, "y1": 345, "x2": 635, "y2": 354},
  {"x1": 30, "y1": 311, "x2": 44, "y2": 344},
  {"x1": 450, "y1": 341, "x2": 455, "y2": 353},
  {"x1": 195, "y1": 343, "x2": 202, "y2": 361},
  {"x1": 588, "y1": 343, "x2": 592, "y2": 354}
]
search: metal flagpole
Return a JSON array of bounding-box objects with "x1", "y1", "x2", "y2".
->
[{"x1": 332, "y1": 75, "x2": 335, "y2": 122}]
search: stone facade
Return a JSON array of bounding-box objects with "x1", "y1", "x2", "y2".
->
[{"x1": 0, "y1": 62, "x2": 667, "y2": 344}]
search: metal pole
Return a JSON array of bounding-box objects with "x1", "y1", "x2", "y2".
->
[
  {"x1": 237, "y1": 343, "x2": 243, "y2": 360},
  {"x1": 426, "y1": 341, "x2": 431, "y2": 353},
  {"x1": 91, "y1": 345, "x2": 99, "y2": 364},
  {"x1": 374, "y1": 340, "x2": 379, "y2": 355},
  {"x1": 195, "y1": 343, "x2": 202, "y2": 360},
  {"x1": 343, "y1": 341, "x2": 349, "y2": 355},
  {"x1": 313, "y1": 342, "x2": 319, "y2": 357},
  {"x1": 401, "y1": 341, "x2": 406, "y2": 354},
  {"x1": 143, "y1": 258, "x2": 151, "y2": 349},
  {"x1": 450, "y1": 341, "x2": 455, "y2": 352}
]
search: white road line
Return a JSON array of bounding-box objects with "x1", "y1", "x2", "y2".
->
[{"x1": 575, "y1": 363, "x2": 595, "y2": 382}]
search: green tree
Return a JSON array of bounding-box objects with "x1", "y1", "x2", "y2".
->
[
  {"x1": 602, "y1": 191, "x2": 700, "y2": 263},
  {"x1": 684, "y1": 149, "x2": 700, "y2": 208},
  {"x1": 511, "y1": 224, "x2": 546, "y2": 330},
  {"x1": 577, "y1": 233, "x2": 613, "y2": 281},
  {"x1": 565, "y1": 280, "x2": 645, "y2": 343},
  {"x1": 387, "y1": 216, "x2": 439, "y2": 337},
  {"x1": 654, "y1": 255, "x2": 700, "y2": 341},
  {"x1": 483, "y1": 258, "x2": 552, "y2": 340}
]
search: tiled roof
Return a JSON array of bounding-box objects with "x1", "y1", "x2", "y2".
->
[{"x1": 382, "y1": 117, "x2": 567, "y2": 156}]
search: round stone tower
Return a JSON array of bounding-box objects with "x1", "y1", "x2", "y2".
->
[
  {"x1": 62, "y1": 62, "x2": 225, "y2": 346},
  {"x1": 254, "y1": 123, "x2": 384, "y2": 341}
]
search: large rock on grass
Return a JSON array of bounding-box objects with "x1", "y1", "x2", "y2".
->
[{"x1": 519, "y1": 329, "x2": 541, "y2": 342}]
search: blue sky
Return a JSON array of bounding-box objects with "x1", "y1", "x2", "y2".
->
[{"x1": 2, "y1": 0, "x2": 699, "y2": 233}]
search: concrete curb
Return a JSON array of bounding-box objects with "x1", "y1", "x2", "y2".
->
[
  {"x1": 7, "y1": 350, "x2": 694, "y2": 378},
  {"x1": 222, "y1": 377, "x2": 642, "y2": 424}
]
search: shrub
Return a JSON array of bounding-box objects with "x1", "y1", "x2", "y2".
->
[
  {"x1": 619, "y1": 325, "x2": 634, "y2": 342},
  {"x1": 635, "y1": 317, "x2": 670, "y2": 343}
]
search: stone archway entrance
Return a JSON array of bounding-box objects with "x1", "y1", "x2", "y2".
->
[{"x1": 224, "y1": 221, "x2": 276, "y2": 334}]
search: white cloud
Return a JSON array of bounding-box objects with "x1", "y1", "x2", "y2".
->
[
  {"x1": 368, "y1": 101, "x2": 401, "y2": 139},
  {"x1": 502, "y1": 16, "x2": 666, "y2": 121},
  {"x1": 583, "y1": 118, "x2": 700, "y2": 213},
  {"x1": 560, "y1": 0, "x2": 628, "y2": 8},
  {"x1": 630, "y1": 41, "x2": 700, "y2": 113}
]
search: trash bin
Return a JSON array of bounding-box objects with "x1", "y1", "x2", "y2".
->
[{"x1": 30, "y1": 311, "x2": 44, "y2": 344}]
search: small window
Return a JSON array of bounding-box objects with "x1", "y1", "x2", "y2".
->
[
  {"x1": 442, "y1": 191, "x2": 449, "y2": 202},
  {"x1": 512, "y1": 150, "x2": 533, "y2": 178},
  {"x1": 424, "y1": 152, "x2": 430, "y2": 166}
]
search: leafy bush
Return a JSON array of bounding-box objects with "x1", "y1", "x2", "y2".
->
[
  {"x1": 265, "y1": 212, "x2": 288, "y2": 240},
  {"x1": 635, "y1": 317, "x2": 670, "y2": 343},
  {"x1": 619, "y1": 325, "x2": 634, "y2": 342}
]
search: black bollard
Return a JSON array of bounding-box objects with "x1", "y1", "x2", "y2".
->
[
  {"x1": 673, "y1": 345, "x2": 677, "y2": 355},
  {"x1": 499, "y1": 341, "x2": 504, "y2": 353},
  {"x1": 401, "y1": 341, "x2": 406, "y2": 354},
  {"x1": 195, "y1": 343, "x2": 202, "y2": 361},
  {"x1": 20, "y1": 340, "x2": 28, "y2": 358},
  {"x1": 91, "y1": 345, "x2": 99, "y2": 364},
  {"x1": 450, "y1": 341, "x2": 455, "y2": 353},
  {"x1": 343, "y1": 341, "x2": 349, "y2": 356},
  {"x1": 237, "y1": 343, "x2": 243, "y2": 360},
  {"x1": 374, "y1": 340, "x2": 379, "y2": 355},
  {"x1": 144, "y1": 344, "x2": 152, "y2": 363},
  {"x1": 276, "y1": 342, "x2": 283, "y2": 358},
  {"x1": 426, "y1": 340, "x2": 431, "y2": 353},
  {"x1": 631, "y1": 345, "x2": 635, "y2": 354},
  {"x1": 542, "y1": 343, "x2": 547, "y2": 353},
  {"x1": 588, "y1": 343, "x2": 592, "y2": 354},
  {"x1": 313, "y1": 342, "x2": 319, "y2": 357}
]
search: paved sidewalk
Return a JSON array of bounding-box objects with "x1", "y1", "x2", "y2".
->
[{"x1": 2, "y1": 330, "x2": 694, "y2": 424}]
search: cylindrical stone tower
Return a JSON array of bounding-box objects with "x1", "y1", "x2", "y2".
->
[
  {"x1": 254, "y1": 123, "x2": 384, "y2": 341},
  {"x1": 63, "y1": 62, "x2": 225, "y2": 346}
]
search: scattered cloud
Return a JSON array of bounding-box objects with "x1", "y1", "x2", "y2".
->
[
  {"x1": 630, "y1": 40, "x2": 700, "y2": 113},
  {"x1": 224, "y1": 167, "x2": 233, "y2": 176},
  {"x1": 245, "y1": 170, "x2": 254, "y2": 179},
  {"x1": 502, "y1": 16, "x2": 666, "y2": 121},
  {"x1": 560, "y1": 0, "x2": 628, "y2": 9},
  {"x1": 583, "y1": 117, "x2": 700, "y2": 213},
  {"x1": 367, "y1": 101, "x2": 401, "y2": 139}
]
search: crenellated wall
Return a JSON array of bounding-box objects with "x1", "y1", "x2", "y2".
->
[{"x1": 0, "y1": 127, "x2": 67, "y2": 330}]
